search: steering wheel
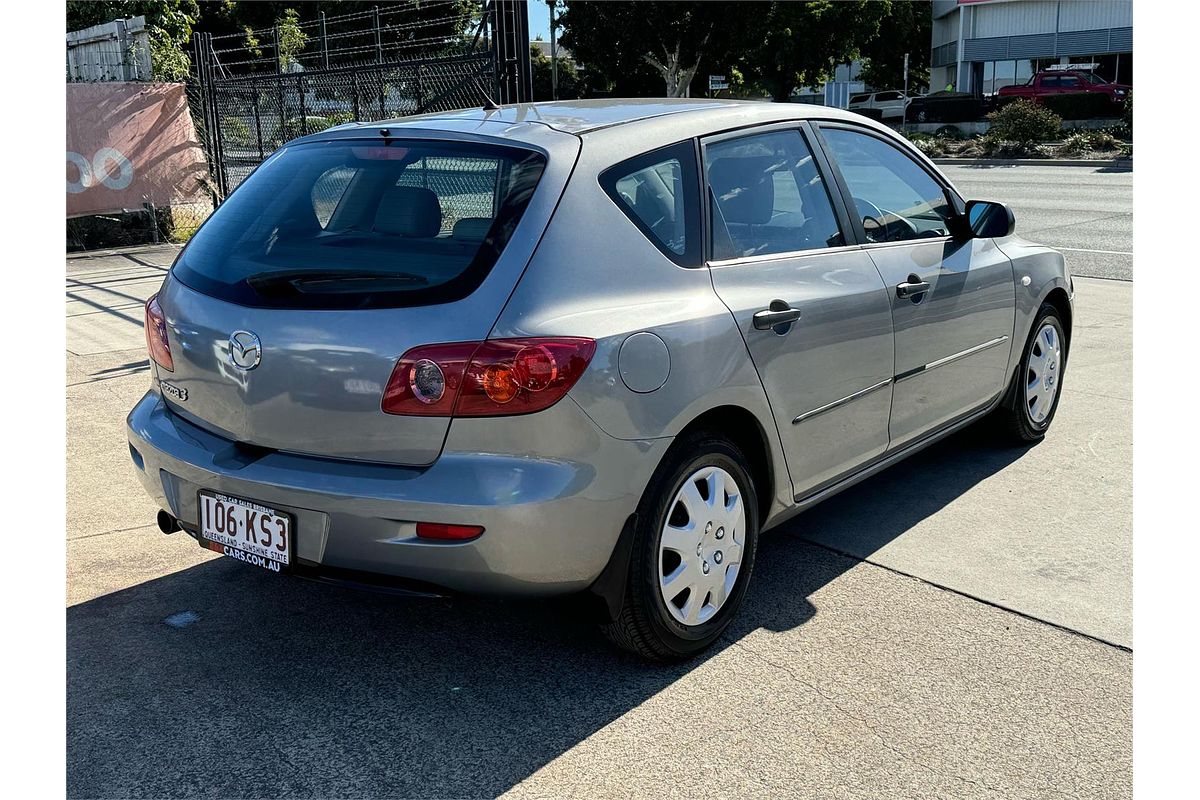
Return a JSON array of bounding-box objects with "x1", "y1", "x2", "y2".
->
[{"x1": 852, "y1": 197, "x2": 919, "y2": 243}]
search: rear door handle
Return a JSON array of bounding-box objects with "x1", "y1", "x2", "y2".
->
[
  {"x1": 752, "y1": 302, "x2": 801, "y2": 331},
  {"x1": 896, "y1": 278, "x2": 931, "y2": 299}
]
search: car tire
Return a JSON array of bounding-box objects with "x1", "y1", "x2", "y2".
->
[
  {"x1": 995, "y1": 302, "x2": 1068, "y2": 443},
  {"x1": 600, "y1": 431, "x2": 759, "y2": 660}
]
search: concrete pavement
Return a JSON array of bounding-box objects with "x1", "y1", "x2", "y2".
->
[{"x1": 66, "y1": 163, "x2": 1131, "y2": 798}]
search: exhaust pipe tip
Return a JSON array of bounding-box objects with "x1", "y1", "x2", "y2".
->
[{"x1": 157, "y1": 509, "x2": 181, "y2": 534}]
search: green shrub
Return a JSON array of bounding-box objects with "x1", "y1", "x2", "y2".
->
[
  {"x1": 222, "y1": 117, "x2": 253, "y2": 147},
  {"x1": 1101, "y1": 121, "x2": 1131, "y2": 140},
  {"x1": 1123, "y1": 94, "x2": 1132, "y2": 135},
  {"x1": 912, "y1": 137, "x2": 947, "y2": 158},
  {"x1": 324, "y1": 111, "x2": 357, "y2": 128},
  {"x1": 1059, "y1": 132, "x2": 1094, "y2": 156},
  {"x1": 986, "y1": 99, "x2": 1062, "y2": 143},
  {"x1": 934, "y1": 124, "x2": 965, "y2": 140},
  {"x1": 1040, "y1": 92, "x2": 1118, "y2": 120},
  {"x1": 1058, "y1": 130, "x2": 1122, "y2": 156}
]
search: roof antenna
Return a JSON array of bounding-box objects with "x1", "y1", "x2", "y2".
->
[{"x1": 469, "y1": 72, "x2": 501, "y2": 110}]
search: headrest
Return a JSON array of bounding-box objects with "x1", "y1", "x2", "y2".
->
[
  {"x1": 707, "y1": 157, "x2": 776, "y2": 225},
  {"x1": 452, "y1": 217, "x2": 492, "y2": 242},
  {"x1": 374, "y1": 186, "x2": 442, "y2": 237}
]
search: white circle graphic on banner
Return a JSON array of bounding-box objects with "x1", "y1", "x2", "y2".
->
[
  {"x1": 93, "y1": 147, "x2": 134, "y2": 190},
  {"x1": 66, "y1": 151, "x2": 92, "y2": 194}
]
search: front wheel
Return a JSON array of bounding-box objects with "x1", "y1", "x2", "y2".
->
[
  {"x1": 994, "y1": 303, "x2": 1068, "y2": 442},
  {"x1": 601, "y1": 432, "x2": 759, "y2": 660}
]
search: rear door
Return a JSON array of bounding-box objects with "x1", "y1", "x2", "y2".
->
[
  {"x1": 702, "y1": 123, "x2": 895, "y2": 498},
  {"x1": 156, "y1": 132, "x2": 575, "y2": 465},
  {"x1": 814, "y1": 122, "x2": 1015, "y2": 449}
]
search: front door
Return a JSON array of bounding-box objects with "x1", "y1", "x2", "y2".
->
[
  {"x1": 702, "y1": 125, "x2": 895, "y2": 499},
  {"x1": 815, "y1": 124, "x2": 1016, "y2": 448}
]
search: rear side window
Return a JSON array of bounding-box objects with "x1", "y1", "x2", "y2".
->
[
  {"x1": 172, "y1": 139, "x2": 547, "y2": 309},
  {"x1": 600, "y1": 141, "x2": 700, "y2": 267},
  {"x1": 704, "y1": 129, "x2": 844, "y2": 260}
]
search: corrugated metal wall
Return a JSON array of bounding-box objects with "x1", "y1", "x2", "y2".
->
[
  {"x1": 66, "y1": 16, "x2": 152, "y2": 82},
  {"x1": 970, "y1": 0, "x2": 1059, "y2": 39},
  {"x1": 1058, "y1": 0, "x2": 1133, "y2": 32}
]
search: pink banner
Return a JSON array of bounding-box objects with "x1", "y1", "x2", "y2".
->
[{"x1": 66, "y1": 82, "x2": 212, "y2": 217}]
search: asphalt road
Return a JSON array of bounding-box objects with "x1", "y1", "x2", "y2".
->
[
  {"x1": 941, "y1": 162, "x2": 1133, "y2": 281},
  {"x1": 66, "y1": 164, "x2": 1132, "y2": 798}
]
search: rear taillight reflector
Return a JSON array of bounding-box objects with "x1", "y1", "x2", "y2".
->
[
  {"x1": 415, "y1": 522, "x2": 484, "y2": 541},
  {"x1": 144, "y1": 293, "x2": 173, "y2": 371},
  {"x1": 382, "y1": 337, "x2": 595, "y2": 417}
]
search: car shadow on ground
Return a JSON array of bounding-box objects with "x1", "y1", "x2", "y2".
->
[{"x1": 67, "y1": 425, "x2": 1034, "y2": 798}]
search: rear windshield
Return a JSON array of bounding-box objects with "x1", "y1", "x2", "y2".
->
[{"x1": 173, "y1": 139, "x2": 547, "y2": 309}]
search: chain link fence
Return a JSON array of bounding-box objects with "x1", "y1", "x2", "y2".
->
[
  {"x1": 207, "y1": 53, "x2": 495, "y2": 192},
  {"x1": 69, "y1": 1, "x2": 503, "y2": 252}
]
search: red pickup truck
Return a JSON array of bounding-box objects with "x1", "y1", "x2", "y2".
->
[{"x1": 996, "y1": 69, "x2": 1130, "y2": 106}]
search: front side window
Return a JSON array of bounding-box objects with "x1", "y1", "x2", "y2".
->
[
  {"x1": 704, "y1": 129, "x2": 844, "y2": 260},
  {"x1": 820, "y1": 127, "x2": 952, "y2": 244},
  {"x1": 600, "y1": 141, "x2": 700, "y2": 266},
  {"x1": 1059, "y1": 76, "x2": 1081, "y2": 89},
  {"x1": 173, "y1": 139, "x2": 546, "y2": 309}
]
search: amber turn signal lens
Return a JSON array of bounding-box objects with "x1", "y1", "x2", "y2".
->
[{"x1": 482, "y1": 363, "x2": 519, "y2": 404}]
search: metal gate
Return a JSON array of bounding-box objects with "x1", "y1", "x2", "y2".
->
[{"x1": 192, "y1": 1, "x2": 532, "y2": 198}]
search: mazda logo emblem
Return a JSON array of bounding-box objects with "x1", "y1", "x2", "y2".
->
[{"x1": 228, "y1": 330, "x2": 261, "y2": 371}]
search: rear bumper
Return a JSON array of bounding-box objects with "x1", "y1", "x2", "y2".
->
[{"x1": 127, "y1": 390, "x2": 670, "y2": 596}]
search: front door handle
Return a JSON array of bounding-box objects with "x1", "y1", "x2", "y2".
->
[
  {"x1": 896, "y1": 277, "x2": 931, "y2": 299},
  {"x1": 753, "y1": 302, "x2": 801, "y2": 332}
]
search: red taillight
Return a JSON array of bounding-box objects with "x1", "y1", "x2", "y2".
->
[
  {"x1": 144, "y1": 294, "x2": 173, "y2": 371},
  {"x1": 382, "y1": 337, "x2": 595, "y2": 417},
  {"x1": 415, "y1": 522, "x2": 485, "y2": 541}
]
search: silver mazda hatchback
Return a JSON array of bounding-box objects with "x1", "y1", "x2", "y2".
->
[{"x1": 129, "y1": 99, "x2": 1071, "y2": 659}]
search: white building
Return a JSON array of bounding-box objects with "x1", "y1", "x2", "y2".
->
[{"x1": 931, "y1": 0, "x2": 1132, "y2": 95}]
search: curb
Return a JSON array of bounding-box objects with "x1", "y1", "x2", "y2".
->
[{"x1": 932, "y1": 158, "x2": 1131, "y2": 168}]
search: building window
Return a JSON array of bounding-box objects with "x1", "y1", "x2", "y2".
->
[
  {"x1": 1068, "y1": 54, "x2": 1132, "y2": 85},
  {"x1": 976, "y1": 58, "x2": 1058, "y2": 96}
]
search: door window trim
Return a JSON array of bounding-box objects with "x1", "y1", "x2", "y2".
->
[
  {"x1": 809, "y1": 121, "x2": 966, "y2": 249},
  {"x1": 698, "y1": 120, "x2": 856, "y2": 267}
]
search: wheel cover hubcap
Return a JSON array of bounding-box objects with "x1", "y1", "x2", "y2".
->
[
  {"x1": 1025, "y1": 322, "x2": 1062, "y2": 424},
  {"x1": 658, "y1": 465, "x2": 746, "y2": 626}
]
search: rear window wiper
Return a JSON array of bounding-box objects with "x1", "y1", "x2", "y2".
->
[{"x1": 246, "y1": 269, "x2": 429, "y2": 295}]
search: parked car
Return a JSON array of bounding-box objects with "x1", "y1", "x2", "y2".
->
[
  {"x1": 129, "y1": 99, "x2": 1072, "y2": 660},
  {"x1": 848, "y1": 90, "x2": 909, "y2": 121},
  {"x1": 906, "y1": 91, "x2": 985, "y2": 123},
  {"x1": 996, "y1": 69, "x2": 1130, "y2": 107}
]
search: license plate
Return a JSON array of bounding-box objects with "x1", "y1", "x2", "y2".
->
[{"x1": 199, "y1": 491, "x2": 292, "y2": 573}]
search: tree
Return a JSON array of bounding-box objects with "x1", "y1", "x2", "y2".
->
[
  {"x1": 857, "y1": 0, "x2": 931, "y2": 92},
  {"x1": 560, "y1": 2, "x2": 750, "y2": 98},
  {"x1": 276, "y1": 8, "x2": 308, "y2": 72},
  {"x1": 530, "y1": 44, "x2": 582, "y2": 100},
  {"x1": 740, "y1": 1, "x2": 883, "y2": 102},
  {"x1": 67, "y1": 0, "x2": 199, "y2": 81}
]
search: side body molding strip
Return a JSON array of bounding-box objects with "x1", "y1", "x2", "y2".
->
[
  {"x1": 894, "y1": 335, "x2": 1010, "y2": 383},
  {"x1": 792, "y1": 379, "x2": 893, "y2": 425}
]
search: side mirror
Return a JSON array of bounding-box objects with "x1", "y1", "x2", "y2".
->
[{"x1": 963, "y1": 200, "x2": 1016, "y2": 239}]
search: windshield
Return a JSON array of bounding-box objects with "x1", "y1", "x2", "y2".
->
[{"x1": 173, "y1": 139, "x2": 547, "y2": 309}]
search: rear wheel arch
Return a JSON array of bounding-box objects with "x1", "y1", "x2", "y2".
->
[{"x1": 671, "y1": 405, "x2": 775, "y2": 526}]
